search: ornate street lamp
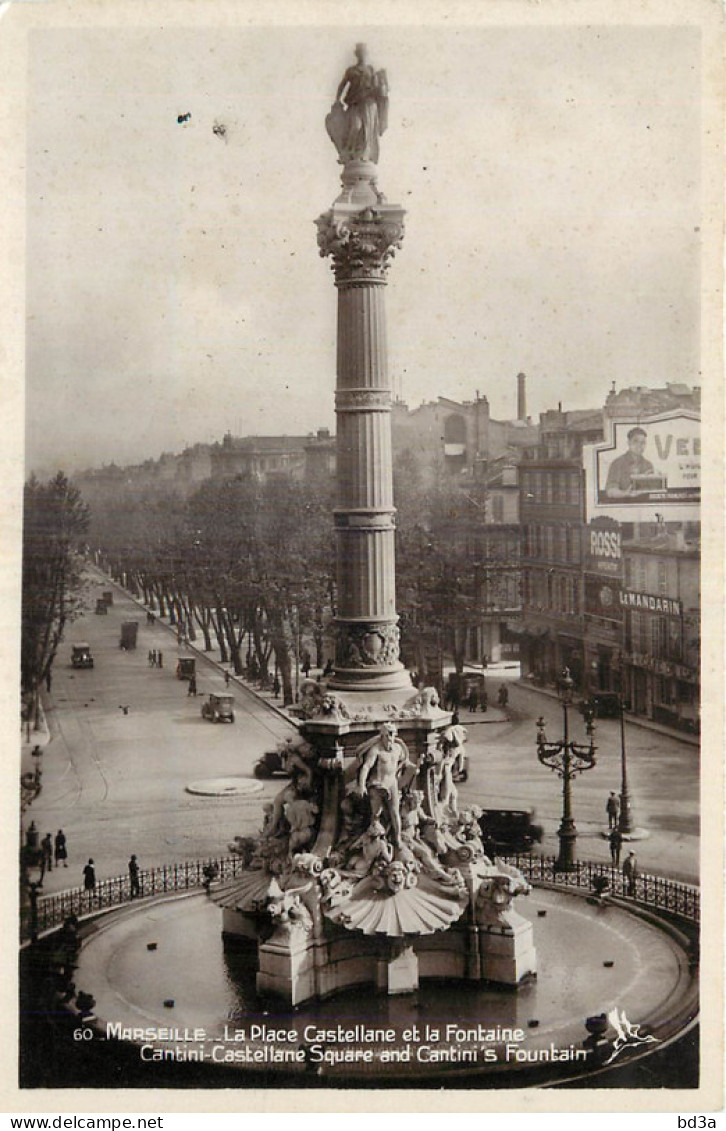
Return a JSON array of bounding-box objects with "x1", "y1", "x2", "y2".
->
[
  {"x1": 536, "y1": 667, "x2": 597, "y2": 871},
  {"x1": 610, "y1": 654, "x2": 647, "y2": 841}
]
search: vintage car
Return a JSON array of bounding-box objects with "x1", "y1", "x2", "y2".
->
[
  {"x1": 119, "y1": 622, "x2": 138, "y2": 650},
  {"x1": 71, "y1": 643, "x2": 94, "y2": 669},
  {"x1": 201, "y1": 693, "x2": 235, "y2": 724},
  {"x1": 578, "y1": 692, "x2": 625, "y2": 719},
  {"x1": 477, "y1": 808, "x2": 544, "y2": 855},
  {"x1": 253, "y1": 738, "x2": 309, "y2": 778},
  {"x1": 176, "y1": 657, "x2": 196, "y2": 681}
]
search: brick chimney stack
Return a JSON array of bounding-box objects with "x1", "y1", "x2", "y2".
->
[{"x1": 517, "y1": 372, "x2": 527, "y2": 420}]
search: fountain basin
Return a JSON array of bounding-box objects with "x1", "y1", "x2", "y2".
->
[{"x1": 68, "y1": 884, "x2": 695, "y2": 1084}]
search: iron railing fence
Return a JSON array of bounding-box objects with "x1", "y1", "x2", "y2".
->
[
  {"x1": 21, "y1": 852, "x2": 699, "y2": 942},
  {"x1": 23, "y1": 855, "x2": 246, "y2": 939},
  {"x1": 499, "y1": 853, "x2": 700, "y2": 923}
]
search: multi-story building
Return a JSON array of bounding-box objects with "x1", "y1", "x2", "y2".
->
[
  {"x1": 391, "y1": 375, "x2": 539, "y2": 485},
  {"x1": 210, "y1": 432, "x2": 310, "y2": 482},
  {"x1": 519, "y1": 387, "x2": 701, "y2": 734},
  {"x1": 619, "y1": 528, "x2": 700, "y2": 730},
  {"x1": 519, "y1": 408, "x2": 605, "y2": 689}
]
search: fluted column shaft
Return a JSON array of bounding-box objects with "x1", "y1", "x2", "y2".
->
[{"x1": 316, "y1": 197, "x2": 408, "y2": 690}]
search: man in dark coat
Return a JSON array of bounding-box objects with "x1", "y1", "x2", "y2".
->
[
  {"x1": 83, "y1": 859, "x2": 96, "y2": 892},
  {"x1": 128, "y1": 854, "x2": 141, "y2": 898},
  {"x1": 55, "y1": 829, "x2": 68, "y2": 867},
  {"x1": 608, "y1": 827, "x2": 623, "y2": 867},
  {"x1": 622, "y1": 851, "x2": 638, "y2": 896},
  {"x1": 41, "y1": 833, "x2": 53, "y2": 873}
]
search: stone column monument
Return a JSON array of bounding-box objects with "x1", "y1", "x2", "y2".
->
[
  {"x1": 214, "y1": 47, "x2": 536, "y2": 1005},
  {"x1": 316, "y1": 42, "x2": 409, "y2": 695}
]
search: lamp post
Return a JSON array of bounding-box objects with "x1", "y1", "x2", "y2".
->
[
  {"x1": 611, "y1": 655, "x2": 648, "y2": 841},
  {"x1": 536, "y1": 667, "x2": 597, "y2": 871}
]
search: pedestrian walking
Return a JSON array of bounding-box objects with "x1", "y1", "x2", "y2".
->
[
  {"x1": 606, "y1": 791, "x2": 620, "y2": 830},
  {"x1": 83, "y1": 858, "x2": 96, "y2": 892},
  {"x1": 54, "y1": 829, "x2": 68, "y2": 867},
  {"x1": 608, "y1": 827, "x2": 623, "y2": 867},
  {"x1": 148, "y1": 649, "x2": 154, "y2": 667},
  {"x1": 479, "y1": 690, "x2": 488, "y2": 713},
  {"x1": 498, "y1": 684, "x2": 509, "y2": 709},
  {"x1": 272, "y1": 674, "x2": 281, "y2": 699},
  {"x1": 467, "y1": 686, "x2": 478, "y2": 713},
  {"x1": 157, "y1": 651, "x2": 163, "y2": 668},
  {"x1": 622, "y1": 850, "x2": 637, "y2": 896},
  {"x1": 128, "y1": 854, "x2": 141, "y2": 898},
  {"x1": 224, "y1": 670, "x2": 231, "y2": 687},
  {"x1": 302, "y1": 650, "x2": 311, "y2": 678},
  {"x1": 41, "y1": 833, "x2": 53, "y2": 874},
  {"x1": 188, "y1": 675, "x2": 197, "y2": 697}
]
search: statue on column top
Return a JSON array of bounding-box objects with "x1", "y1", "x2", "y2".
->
[{"x1": 326, "y1": 43, "x2": 389, "y2": 164}]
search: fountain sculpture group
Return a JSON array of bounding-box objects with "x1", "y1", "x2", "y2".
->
[{"x1": 212, "y1": 46, "x2": 537, "y2": 1005}]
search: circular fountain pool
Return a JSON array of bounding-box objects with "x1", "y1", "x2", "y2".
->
[{"x1": 71, "y1": 885, "x2": 695, "y2": 1084}]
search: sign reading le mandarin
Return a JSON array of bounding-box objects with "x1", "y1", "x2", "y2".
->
[
  {"x1": 619, "y1": 589, "x2": 683, "y2": 617},
  {"x1": 584, "y1": 411, "x2": 700, "y2": 523}
]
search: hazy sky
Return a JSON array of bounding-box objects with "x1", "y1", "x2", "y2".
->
[{"x1": 25, "y1": 22, "x2": 701, "y2": 473}]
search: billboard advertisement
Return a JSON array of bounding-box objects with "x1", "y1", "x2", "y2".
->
[{"x1": 584, "y1": 411, "x2": 700, "y2": 523}]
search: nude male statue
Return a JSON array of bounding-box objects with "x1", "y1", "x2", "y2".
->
[{"x1": 355, "y1": 723, "x2": 414, "y2": 848}]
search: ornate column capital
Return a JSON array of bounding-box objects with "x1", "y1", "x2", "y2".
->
[{"x1": 316, "y1": 204, "x2": 405, "y2": 285}]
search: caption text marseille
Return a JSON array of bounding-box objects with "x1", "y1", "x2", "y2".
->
[{"x1": 104, "y1": 1023, "x2": 587, "y2": 1066}]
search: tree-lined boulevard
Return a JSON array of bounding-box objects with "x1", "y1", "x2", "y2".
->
[{"x1": 27, "y1": 567, "x2": 699, "y2": 898}]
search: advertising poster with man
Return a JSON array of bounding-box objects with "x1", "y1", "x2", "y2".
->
[{"x1": 586, "y1": 412, "x2": 701, "y2": 523}]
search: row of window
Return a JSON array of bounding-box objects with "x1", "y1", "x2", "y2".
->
[
  {"x1": 624, "y1": 556, "x2": 670, "y2": 595},
  {"x1": 522, "y1": 524, "x2": 581, "y2": 564},
  {"x1": 522, "y1": 570, "x2": 581, "y2": 616},
  {"x1": 520, "y1": 468, "x2": 581, "y2": 506},
  {"x1": 625, "y1": 611, "x2": 683, "y2": 662}
]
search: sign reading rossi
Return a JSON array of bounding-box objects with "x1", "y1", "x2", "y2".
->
[
  {"x1": 585, "y1": 521, "x2": 623, "y2": 577},
  {"x1": 584, "y1": 411, "x2": 700, "y2": 523}
]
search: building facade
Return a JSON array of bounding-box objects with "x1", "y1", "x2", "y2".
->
[
  {"x1": 519, "y1": 389, "x2": 700, "y2": 734},
  {"x1": 519, "y1": 409, "x2": 604, "y2": 689}
]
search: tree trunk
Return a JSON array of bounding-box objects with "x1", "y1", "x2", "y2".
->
[
  {"x1": 211, "y1": 605, "x2": 229, "y2": 663},
  {"x1": 268, "y1": 608, "x2": 294, "y2": 705}
]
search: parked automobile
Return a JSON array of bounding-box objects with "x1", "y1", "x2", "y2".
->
[
  {"x1": 578, "y1": 692, "x2": 625, "y2": 719},
  {"x1": 201, "y1": 693, "x2": 235, "y2": 724},
  {"x1": 254, "y1": 738, "x2": 307, "y2": 778},
  {"x1": 477, "y1": 808, "x2": 544, "y2": 855},
  {"x1": 176, "y1": 657, "x2": 196, "y2": 681},
  {"x1": 71, "y1": 643, "x2": 94, "y2": 669},
  {"x1": 119, "y1": 622, "x2": 138, "y2": 650}
]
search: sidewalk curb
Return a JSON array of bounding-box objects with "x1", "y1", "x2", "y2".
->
[{"x1": 515, "y1": 680, "x2": 699, "y2": 747}]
